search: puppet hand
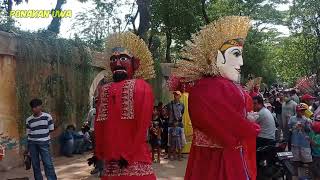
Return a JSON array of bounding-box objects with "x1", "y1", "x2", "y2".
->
[
  {"x1": 247, "y1": 112, "x2": 259, "y2": 122},
  {"x1": 87, "y1": 156, "x2": 97, "y2": 166},
  {"x1": 118, "y1": 157, "x2": 129, "y2": 169}
]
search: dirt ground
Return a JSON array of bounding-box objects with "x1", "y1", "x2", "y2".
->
[{"x1": 1, "y1": 153, "x2": 187, "y2": 180}]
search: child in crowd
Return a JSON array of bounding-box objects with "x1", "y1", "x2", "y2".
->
[
  {"x1": 160, "y1": 107, "x2": 169, "y2": 156},
  {"x1": 310, "y1": 115, "x2": 320, "y2": 180},
  {"x1": 288, "y1": 104, "x2": 312, "y2": 178},
  {"x1": 60, "y1": 125, "x2": 76, "y2": 157},
  {"x1": 149, "y1": 121, "x2": 161, "y2": 163},
  {"x1": 81, "y1": 126, "x2": 92, "y2": 152},
  {"x1": 73, "y1": 129, "x2": 84, "y2": 154},
  {"x1": 169, "y1": 121, "x2": 183, "y2": 161}
]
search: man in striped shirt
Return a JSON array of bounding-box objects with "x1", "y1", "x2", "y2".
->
[{"x1": 26, "y1": 98, "x2": 57, "y2": 180}]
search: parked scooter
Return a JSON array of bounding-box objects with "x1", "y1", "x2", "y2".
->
[{"x1": 257, "y1": 141, "x2": 296, "y2": 180}]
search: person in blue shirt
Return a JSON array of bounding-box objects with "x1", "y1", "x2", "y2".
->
[
  {"x1": 60, "y1": 125, "x2": 76, "y2": 157},
  {"x1": 169, "y1": 121, "x2": 183, "y2": 161},
  {"x1": 288, "y1": 104, "x2": 312, "y2": 178}
]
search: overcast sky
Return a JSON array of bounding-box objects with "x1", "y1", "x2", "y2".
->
[{"x1": 13, "y1": 0, "x2": 291, "y2": 38}]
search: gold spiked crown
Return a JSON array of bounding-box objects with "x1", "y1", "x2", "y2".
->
[
  {"x1": 173, "y1": 16, "x2": 251, "y2": 80},
  {"x1": 101, "y1": 32, "x2": 155, "y2": 80}
]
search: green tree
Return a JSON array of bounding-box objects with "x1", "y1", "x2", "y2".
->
[
  {"x1": 287, "y1": 0, "x2": 320, "y2": 83},
  {"x1": 48, "y1": 0, "x2": 90, "y2": 34},
  {"x1": 242, "y1": 29, "x2": 281, "y2": 85},
  {"x1": 1, "y1": 0, "x2": 29, "y2": 16},
  {"x1": 72, "y1": 0, "x2": 120, "y2": 51},
  {"x1": 151, "y1": 0, "x2": 203, "y2": 62},
  {"x1": 270, "y1": 34, "x2": 318, "y2": 85},
  {"x1": 0, "y1": 0, "x2": 29, "y2": 32}
]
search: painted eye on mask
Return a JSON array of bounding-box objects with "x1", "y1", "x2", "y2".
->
[
  {"x1": 110, "y1": 55, "x2": 131, "y2": 62},
  {"x1": 110, "y1": 56, "x2": 117, "y2": 62},
  {"x1": 119, "y1": 56, "x2": 129, "y2": 61},
  {"x1": 232, "y1": 49, "x2": 242, "y2": 57}
]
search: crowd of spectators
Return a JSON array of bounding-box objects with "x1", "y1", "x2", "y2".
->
[{"x1": 255, "y1": 86, "x2": 320, "y2": 179}]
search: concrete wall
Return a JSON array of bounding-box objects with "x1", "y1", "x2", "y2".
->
[
  {"x1": 0, "y1": 31, "x2": 175, "y2": 171},
  {"x1": 0, "y1": 31, "x2": 95, "y2": 171},
  {"x1": 0, "y1": 55, "x2": 21, "y2": 171}
]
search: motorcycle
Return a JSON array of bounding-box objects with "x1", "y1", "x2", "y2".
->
[{"x1": 257, "y1": 141, "x2": 296, "y2": 180}]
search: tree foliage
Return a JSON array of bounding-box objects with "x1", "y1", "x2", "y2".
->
[
  {"x1": 0, "y1": 0, "x2": 28, "y2": 16},
  {"x1": 3, "y1": 0, "x2": 320, "y2": 86},
  {"x1": 150, "y1": 0, "x2": 204, "y2": 62},
  {"x1": 73, "y1": 0, "x2": 120, "y2": 51},
  {"x1": 264, "y1": 0, "x2": 320, "y2": 85}
]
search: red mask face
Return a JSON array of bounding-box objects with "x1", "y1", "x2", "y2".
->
[{"x1": 109, "y1": 47, "x2": 139, "y2": 81}]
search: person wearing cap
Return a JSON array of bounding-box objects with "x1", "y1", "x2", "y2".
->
[
  {"x1": 165, "y1": 91, "x2": 185, "y2": 159},
  {"x1": 300, "y1": 103, "x2": 313, "y2": 120},
  {"x1": 301, "y1": 94, "x2": 316, "y2": 119},
  {"x1": 166, "y1": 91, "x2": 185, "y2": 127},
  {"x1": 288, "y1": 104, "x2": 312, "y2": 178},
  {"x1": 301, "y1": 94, "x2": 316, "y2": 107},
  {"x1": 309, "y1": 116, "x2": 320, "y2": 180}
]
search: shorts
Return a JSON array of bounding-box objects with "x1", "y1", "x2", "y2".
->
[
  {"x1": 291, "y1": 146, "x2": 312, "y2": 163},
  {"x1": 311, "y1": 156, "x2": 320, "y2": 177},
  {"x1": 170, "y1": 137, "x2": 182, "y2": 150},
  {"x1": 167, "y1": 127, "x2": 186, "y2": 147},
  {"x1": 150, "y1": 139, "x2": 161, "y2": 148}
]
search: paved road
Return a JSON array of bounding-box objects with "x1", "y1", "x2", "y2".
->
[{"x1": 2, "y1": 153, "x2": 187, "y2": 180}]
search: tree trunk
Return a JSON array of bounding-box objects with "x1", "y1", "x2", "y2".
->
[
  {"x1": 201, "y1": 0, "x2": 210, "y2": 24},
  {"x1": 131, "y1": 9, "x2": 139, "y2": 34},
  {"x1": 165, "y1": 31, "x2": 172, "y2": 63},
  {"x1": 47, "y1": 0, "x2": 66, "y2": 34},
  {"x1": 148, "y1": 32, "x2": 153, "y2": 49},
  {"x1": 6, "y1": 0, "x2": 13, "y2": 16},
  {"x1": 314, "y1": 25, "x2": 320, "y2": 84},
  {"x1": 136, "y1": 0, "x2": 151, "y2": 41}
]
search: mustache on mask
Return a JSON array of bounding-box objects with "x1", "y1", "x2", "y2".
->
[
  {"x1": 114, "y1": 66, "x2": 126, "y2": 71},
  {"x1": 113, "y1": 73, "x2": 128, "y2": 82}
]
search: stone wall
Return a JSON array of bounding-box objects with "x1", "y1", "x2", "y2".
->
[
  {"x1": 0, "y1": 31, "x2": 174, "y2": 171},
  {"x1": 0, "y1": 31, "x2": 96, "y2": 171},
  {"x1": 0, "y1": 55, "x2": 21, "y2": 171}
]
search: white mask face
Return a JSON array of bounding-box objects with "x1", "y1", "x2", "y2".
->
[{"x1": 216, "y1": 46, "x2": 243, "y2": 83}]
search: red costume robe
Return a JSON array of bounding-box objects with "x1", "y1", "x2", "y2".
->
[
  {"x1": 243, "y1": 91, "x2": 260, "y2": 180},
  {"x1": 94, "y1": 79, "x2": 156, "y2": 180},
  {"x1": 185, "y1": 77, "x2": 260, "y2": 180}
]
